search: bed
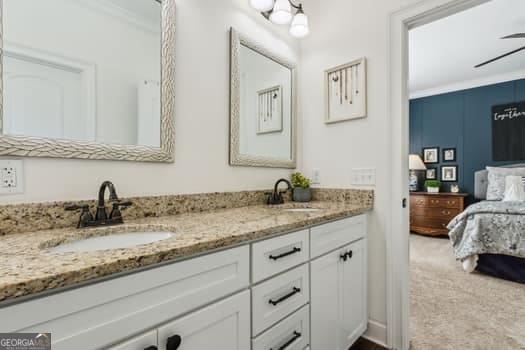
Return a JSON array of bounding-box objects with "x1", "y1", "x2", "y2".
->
[{"x1": 447, "y1": 164, "x2": 525, "y2": 283}]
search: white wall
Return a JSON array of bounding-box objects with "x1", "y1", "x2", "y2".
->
[
  {"x1": 298, "y1": 0, "x2": 420, "y2": 331},
  {"x1": 0, "y1": 0, "x2": 300, "y2": 204}
]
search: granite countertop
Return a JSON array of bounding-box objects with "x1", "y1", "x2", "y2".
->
[{"x1": 0, "y1": 201, "x2": 371, "y2": 303}]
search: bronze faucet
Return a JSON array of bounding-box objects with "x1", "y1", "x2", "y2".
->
[
  {"x1": 266, "y1": 178, "x2": 293, "y2": 205},
  {"x1": 65, "y1": 181, "x2": 132, "y2": 228}
]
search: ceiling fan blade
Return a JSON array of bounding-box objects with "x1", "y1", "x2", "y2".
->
[
  {"x1": 475, "y1": 46, "x2": 525, "y2": 68},
  {"x1": 501, "y1": 33, "x2": 525, "y2": 39}
]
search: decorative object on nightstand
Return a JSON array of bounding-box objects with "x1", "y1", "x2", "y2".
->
[
  {"x1": 450, "y1": 184, "x2": 460, "y2": 193},
  {"x1": 410, "y1": 192, "x2": 468, "y2": 236},
  {"x1": 409, "y1": 154, "x2": 426, "y2": 192},
  {"x1": 424, "y1": 180, "x2": 441, "y2": 193}
]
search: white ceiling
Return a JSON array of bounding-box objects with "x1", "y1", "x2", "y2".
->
[{"x1": 409, "y1": 0, "x2": 525, "y2": 97}]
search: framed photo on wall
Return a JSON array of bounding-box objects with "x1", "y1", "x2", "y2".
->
[
  {"x1": 422, "y1": 147, "x2": 439, "y2": 164},
  {"x1": 425, "y1": 167, "x2": 437, "y2": 180},
  {"x1": 441, "y1": 165, "x2": 458, "y2": 182},
  {"x1": 443, "y1": 148, "x2": 456, "y2": 162}
]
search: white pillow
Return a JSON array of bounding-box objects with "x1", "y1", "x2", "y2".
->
[
  {"x1": 486, "y1": 167, "x2": 525, "y2": 200},
  {"x1": 502, "y1": 175, "x2": 525, "y2": 202}
]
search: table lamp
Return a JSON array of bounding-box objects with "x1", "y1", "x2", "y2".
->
[{"x1": 409, "y1": 154, "x2": 426, "y2": 192}]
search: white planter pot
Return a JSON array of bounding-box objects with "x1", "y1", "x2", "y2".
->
[{"x1": 427, "y1": 187, "x2": 440, "y2": 193}]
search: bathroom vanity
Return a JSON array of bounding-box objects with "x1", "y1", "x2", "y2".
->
[{"x1": 0, "y1": 204, "x2": 368, "y2": 350}]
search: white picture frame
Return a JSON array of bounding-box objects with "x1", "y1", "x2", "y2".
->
[
  {"x1": 257, "y1": 85, "x2": 283, "y2": 134},
  {"x1": 324, "y1": 57, "x2": 367, "y2": 124}
]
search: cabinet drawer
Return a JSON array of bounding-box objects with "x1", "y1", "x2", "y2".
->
[
  {"x1": 252, "y1": 229, "x2": 309, "y2": 283},
  {"x1": 1, "y1": 246, "x2": 249, "y2": 350},
  {"x1": 252, "y1": 264, "x2": 309, "y2": 336},
  {"x1": 310, "y1": 215, "x2": 366, "y2": 259},
  {"x1": 252, "y1": 305, "x2": 310, "y2": 350},
  {"x1": 411, "y1": 207, "x2": 460, "y2": 219},
  {"x1": 157, "y1": 290, "x2": 250, "y2": 350},
  {"x1": 411, "y1": 215, "x2": 450, "y2": 230},
  {"x1": 107, "y1": 330, "x2": 157, "y2": 350},
  {"x1": 410, "y1": 195, "x2": 462, "y2": 209}
]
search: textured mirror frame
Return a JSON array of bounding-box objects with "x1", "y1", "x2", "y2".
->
[
  {"x1": 0, "y1": 0, "x2": 175, "y2": 162},
  {"x1": 229, "y1": 27, "x2": 297, "y2": 169}
]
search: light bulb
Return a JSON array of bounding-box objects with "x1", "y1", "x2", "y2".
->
[
  {"x1": 270, "y1": 0, "x2": 292, "y2": 25},
  {"x1": 289, "y1": 12, "x2": 309, "y2": 38},
  {"x1": 250, "y1": 0, "x2": 274, "y2": 12}
]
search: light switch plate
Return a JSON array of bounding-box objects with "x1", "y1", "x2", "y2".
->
[
  {"x1": 351, "y1": 168, "x2": 376, "y2": 186},
  {"x1": 312, "y1": 168, "x2": 321, "y2": 185},
  {"x1": 0, "y1": 159, "x2": 24, "y2": 195}
]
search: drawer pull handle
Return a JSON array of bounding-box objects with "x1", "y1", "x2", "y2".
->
[
  {"x1": 442, "y1": 210, "x2": 451, "y2": 215},
  {"x1": 340, "y1": 250, "x2": 353, "y2": 261},
  {"x1": 166, "y1": 334, "x2": 182, "y2": 350},
  {"x1": 268, "y1": 287, "x2": 301, "y2": 306},
  {"x1": 270, "y1": 331, "x2": 302, "y2": 350},
  {"x1": 144, "y1": 347, "x2": 157, "y2": 350},
  {"x1": 269, "y1": 247, "x2": 301, "y2": 261}
]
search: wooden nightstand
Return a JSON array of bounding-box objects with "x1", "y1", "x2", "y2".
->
[{"x1": 409, "y1": 192, "x2": 468, "y2": 236}]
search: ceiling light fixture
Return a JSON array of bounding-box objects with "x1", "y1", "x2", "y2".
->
[{"x1": 250, "y1": 0, "x2": 310, "y2": 38}]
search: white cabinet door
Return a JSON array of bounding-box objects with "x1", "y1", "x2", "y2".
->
[
  {"x1": 157, "y1": 290, "x2": 250, "y2": 350},
  {"x1": 310, "y1": 239, "x2": 367, "y2": 350},
  {"x1": 341, "y1": 238, "x2": 367, "y2": 349},
  {"x1": 108, "y1": 330, "x2": 157, "y2": 350}
]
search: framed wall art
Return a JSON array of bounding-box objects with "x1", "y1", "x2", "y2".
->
[
  {"x1": 324, "y1": 57, "x2": 367, "y2": 124},
  {"x1": 422, "y1": 147, "x2": 439, "y2": 164}
]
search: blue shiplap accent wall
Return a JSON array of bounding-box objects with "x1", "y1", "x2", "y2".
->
[{"x1": 410, "y1": 79, "x2": 525, "y2": 197}]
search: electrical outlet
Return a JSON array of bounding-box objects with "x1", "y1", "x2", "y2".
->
[
  {"x1": 0, "y1": 159, "x2": 24, "y2": 195},
  {"x1": 312, "y1": 168, "x2": 321, "y2": 185}
]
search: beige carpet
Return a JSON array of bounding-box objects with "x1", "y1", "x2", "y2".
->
[{"x1": 410, "y1": 234, "x2": 525, "y2": 350}]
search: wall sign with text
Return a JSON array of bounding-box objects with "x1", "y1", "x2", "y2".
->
[{"x1": 492, "y1": 101, "x2": 525, "y2": 161}]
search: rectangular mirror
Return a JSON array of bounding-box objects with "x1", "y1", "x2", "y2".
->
[
  {"x1": 230, "y1": 28, "x2": 296, "y2": 168},
  {"x1": 0, "y1": 0, "x2": 175, "y2": 162}
]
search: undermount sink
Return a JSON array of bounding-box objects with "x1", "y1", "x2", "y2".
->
[
  {"x1": 48, "y1": 231, "x2": 175, "y2": 253},
  {"x1": 283, "y1": 208, "x2": 322, "y2": 212}
]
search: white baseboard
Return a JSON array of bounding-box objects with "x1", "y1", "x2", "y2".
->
[{"x1": 363, "y1": 320, "x2": 388, "y2": 348}]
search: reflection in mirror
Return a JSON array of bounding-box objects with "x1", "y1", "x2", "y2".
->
[
  {"x1": 230, "y1": 28, "x2": 296, "y2": 169},
  {"x1": 239, "y1": 45, "x2": 292, "y2": 160},
  {"x1": 2, "y1": 0, "x2": 161, "y2": 147}
]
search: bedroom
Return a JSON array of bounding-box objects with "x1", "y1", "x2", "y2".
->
[{"x1": 407, "y1": 0, "x2": 525, "y2": 348}]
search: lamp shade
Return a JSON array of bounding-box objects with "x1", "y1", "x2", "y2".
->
[
  {"x1": 270, "y1": 0, "x2": 292, "y2": 24},
  {"x1": 250, "y1": 0, "x2": 274, "y2": 12},
  {"x1": 290, "y1": 12, "x2": 309, "y2": 38},
  {"x1": 409, "y1": 154, "x2": 426, "y2": 170}
]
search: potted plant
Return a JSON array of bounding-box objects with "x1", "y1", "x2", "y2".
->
[
  {"x1": 291, "y1": 172, "x2": 312, "y2": 202},
  {"x1": 424, "y1": 180, "x2": 441, "y2": 193}
]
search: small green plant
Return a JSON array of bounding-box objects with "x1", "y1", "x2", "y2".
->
[
  {"x1": 424, "y1": 180, "x2": 441, "y2": 188},
  {"x1": 291, "y1": 172, "x2": 311, "y2": 189}
]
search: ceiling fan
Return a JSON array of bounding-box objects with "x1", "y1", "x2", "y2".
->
[{"x1": 474, "y1": 33, "x2": 525, "y2": 68}]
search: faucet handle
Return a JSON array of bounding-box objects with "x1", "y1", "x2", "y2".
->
[
  {"x1": 109, "y1": 201, "x2": 133, "y2": 220},
  {"x1": 264, "y1": 192, "x2": 274, "y2": 205},
  {"x1": 65, "y1": 204, "x2": 94, "y2": 228}
]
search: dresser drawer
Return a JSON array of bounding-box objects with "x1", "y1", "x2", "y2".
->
[
  {"x1": 310, "y1": 215, "x2": 366, "y2": 259},
  {"x1": 252, "y1": 229, "x2": 309, "y2": 283},
  {"x1": 411, "y1": 207, "x2": 460, "y2": 219},
  {"x1": 411, "y1": 215, "x2": 450, "y2": 230},
  {"x1": 410, "y1": 195, "x2": 462, "y2": 209},
  {"x1": 252, "y1": 305, "x2": 309, "y2": 350},
  {"x1": 252, "y1": 264, "x2": 309, "y2": 336}
]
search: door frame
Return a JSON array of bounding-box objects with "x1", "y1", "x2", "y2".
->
[{"x1": 387, "y1": 0, "x2": 491, "y2": 349}]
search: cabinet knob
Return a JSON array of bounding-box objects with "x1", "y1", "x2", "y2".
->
[
  {"x1": 144, "y1": 346, "x2": 157, "y2": 350},
  {"x1": 166, "y1": 335, "x2": 182, "y2": 350}
]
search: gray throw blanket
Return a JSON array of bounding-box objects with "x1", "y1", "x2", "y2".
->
[{"x1": 447, "y1": 201, "x2": 525, "y2": 260}]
